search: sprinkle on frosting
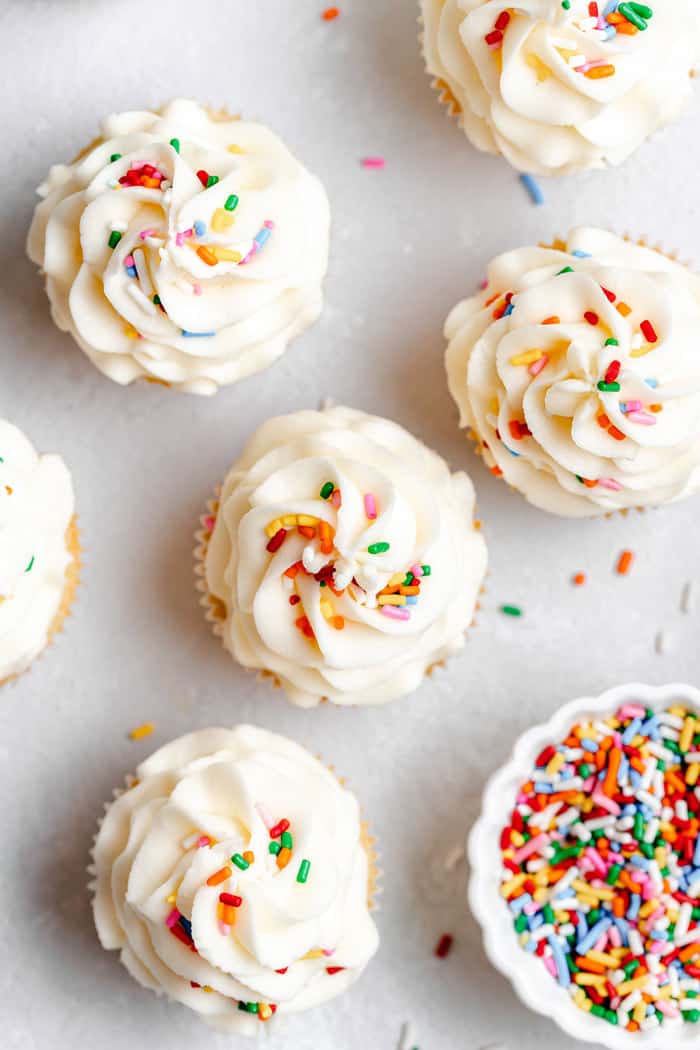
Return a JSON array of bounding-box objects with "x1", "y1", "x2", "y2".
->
[{"x1": 501, "y1": 702, "x2": 700, "y2": 1031}]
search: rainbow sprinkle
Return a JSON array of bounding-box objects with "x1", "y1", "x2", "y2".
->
[{"x1": 500, "y1": 702, "x2": 700, "y2": 1031}]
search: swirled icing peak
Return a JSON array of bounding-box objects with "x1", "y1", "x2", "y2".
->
[
  {"x1": 0, "y1": 420, "x2": 74, "y2": 679},
  {"x1": 91, "y1": 725, "x2": 378, "y2": 1035},
  {"x1": 27, "y1": 99, "x2": 330, "y2": 395},
  {"x1": 203, "y1": 406, "x2": 487, "y2": 706},
  {"x1": 421, "y1": 0, "x2": 700, "y2": 174},
  {"x1": 445, "y1": 227, "x2": 700, "y2": 516}
]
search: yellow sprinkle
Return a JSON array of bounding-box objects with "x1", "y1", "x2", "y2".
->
[
  {"x1": 534, "y1": 871, "x2": 548, "y2": 886},
  {"x1": 377, "y1": 595, "x2": 407, "y2": 607},
  {"x1": 633, "y1": 1000, "x2": 647, "y2": 1024},
  {"x1": 124, "y1": 324, "x2": 140, "y2": 340},
  {"x1": 320, "y1": 600, "x2": 333, "y2": 619},
  {"x1": 266, "y1": 519, "x2": 282, "y2": 538},
  {"x1": 166, "y1": 893, "x2": 177, "y2": 904},
  {"x1": 211, "y1": 207, "x2": 236, "y2": 233},
  {"x1": 297, "y1": 515, "x2": 318, "y2": 527},
  {"x1": 680, "y1": 716, "x2": 696, "y2": 753},
  {"x1": 511, "y1": 831, "x2": 525, "y2": 848},
  {"x1": 687, "y1": 763, "x2": 700, "y2": 786},
  {"x1": 202, "y1": 985, "x2": 214, "y2": 993},
  {"x1": 669, "y1": 705, "x2": 688, "y2": 718},
  {"x1": 639, "y1": 899, "x2": 659, "y2": 919},
  {"x1": 574, "y1": 989, "x2": 592, "y2": 1012},
  {"x1": 574, "y1": 973, "x2": 606, "y2": 988},
  {"x1": 546, "y1": 752, "x2": 565, "y2": 776},
  {"x1": 489, "y1": 397, "x2": 499, "y2": 415},
  {"x1": 227, "y1": 144, "x2": 245, "y2": 154},
  {"x1": 617, "y1": 976, "x2": 651, "y2": 997},
  {"x1": 281, "y1": 515, "x2": 298, "y2": 527},
  {"x1": 388, "y1": 572, "x2": 405, "y2": 587},
  {"x1": 129, "y1": 722, "x2": 154, "y2": 740},
  {"x1": 655, "y1": 847, "x2": 668, "y2": 870},
  {"x1": 572, "y1": 880, "x2": 613, "y2": 901},
  {"x1": 587, "y1": 950, "x2": 620, "y2": 968},
  {"x1": 510, "y1": 349, "x2": 544, "y2": 367},
  {"x1": 533, "y1": 887, "x2": 548, "y2": 903},
  {"x1": 301, "y1": 949, "x2": 325, "y2": 960},
  {"x1": 212, "y1": 246, "x2": 242, "y2": 264},
  {"x1": 629, "y1": 346, "x2": 655, "y2": 358},
  {"x1": 501, "y1": 874, "x2": 527, "y2": 898}
]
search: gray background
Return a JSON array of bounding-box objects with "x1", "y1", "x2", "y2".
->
[{"x1": 2, "y1": 2, "x2": 700, "y2": 1048}]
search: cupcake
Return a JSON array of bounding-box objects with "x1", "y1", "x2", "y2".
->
[
  {"x1": 0, "y1": 419, "x2": 78, "y2": 683},
  {"x1": 445, "y1": 227, "x2": 700, "y2": 517},
  {"x1": 27, "y1": 98, "x2": 330, "y2": 395},
  {"x1": 469, "y1": 682, "x2": 700, "y2": 1047},
  {"x1": 91, "y1": 725, "x2": 379, "y2": 1034},
  {"x1": 420, "y1": 0, "x2": 700, "y2": 175},
  {"x1": 198, "y1": 406, "x2": 487, "y2": 708}
]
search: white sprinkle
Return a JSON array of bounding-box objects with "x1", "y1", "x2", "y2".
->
[
  {"x1": 629, "y1": 929, "x2": 644, "y2": 957},
  {"x1": 621, "y1": 990, "x2": 642, "y2": 1012},
  {"x1": 675, "y1": 903, "x2": 692, "y2": 943},
  {"x1": 111, "y1": 220, "x2": 128, "y2": 233},
  {"x1": 126, "y1": 282, "x2": 158, "y2": 314},
  {"x1": 677, "y1": 928, "x2": 700, "y2": 948},
  {"x1": 655, "y1": 629, "x2": 670, "y2": 655},
  {"x1": 398, "y1": 1022, "x2": 416, "y2": 1050},
  {"x1": 682, "y1": 581, "x2": 695, "y2": 614}
]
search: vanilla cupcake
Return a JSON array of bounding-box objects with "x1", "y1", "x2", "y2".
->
[
  {"x1": 198, "y1": 406, "x2": 487, "y2": 707},
  {"x1": 420, "y1": 0, "x2": 700, "y2": 175},
  {"x1": 0, "y1": 419, "x2": 78, "y2": 682},
  {"x1": 91, "y1": 725, "x2": 379, "y2": 1034},
  {"x1": 445, "y1": 228, "x2": 700, "y2": 517},
  {"x1": 27, "y1": 98, "x2": 330, "y2": 395}
]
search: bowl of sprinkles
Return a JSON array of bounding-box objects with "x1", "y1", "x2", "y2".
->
[{"x1": 469, "y1": 683, "x2": 700, "y2": 1048}]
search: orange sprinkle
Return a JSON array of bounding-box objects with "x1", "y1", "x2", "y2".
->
[
  {"x1": 613, "y1": 19, "x2": 638, "y2": 33},
  {"x1": 573, "y1": 572, "x2": 586, "y2": 586},
  {"x1": 541, "y1": 316, "x2": 560, "y2": 325},
  {"x1": 576, "y1": 956, "x2": 606, "y2": 974},
  {"x1": 331, "y1": 616, "x2": 345, "y2": 630},
  {"x1": 609, "y1": 425, "x2": 626, "y2": 442},
  {"x1": 206, "y1": 866, "x2": 231, "y2": 887},
  {"x1": 284, "y1": 562, "x2": 302, "y2": 579},
  {"x1": 585, "y1": 64, "x2": 615, "y2": 79},
  {"x1": 617, "y1": 550, "x2": 634, "y2": 575},
  {"x1": 243, "y1": 850, "x2": 255, "y2": 865},
  {"x1": 221, "y1": 904, "x2": 237, "y2": 925},
  {"x1": 297, "y1": 525, "x2": 316, "y2": 539},
  {"x1": 490, "y1": 465, "x2": 503, "y2": 477},
  {"x1": 616, "y1": 301, "x2": 632, "y2": 317},
  {"x1": 649, "y1": 403, "x2": 663, "y2": 413},
  {"x1": 322, "y1": 5, "x2": 340, "y2": 18},
  {"x1": 603, "y1": 749, "x2": 622, "y2": 796},
  {"x1": 197, "y1": 246, "x2": 218, "y2": 266},
  {"x1": 277, "y1": 847, "x2": 292, "y2": 870}
]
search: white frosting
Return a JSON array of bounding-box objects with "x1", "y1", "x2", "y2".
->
[
  {"x1": 445, "y1": 227, "x2": 700, "y2": 516},
  {"x1": 0, "y1": 420, "x2": 74, "y2": 679},
  {"x1": 91, "y1": 725, "x2": 378, "y2": 1035},
  {"x1": 27, "y1": 99, "x2": 330, "y2": 395},
  {"x1": 204, "y1": 406, "x2": 487, "y2": 707},
  {"x1": 421, "y1": 0, "x2": 700, "y2": 175}
]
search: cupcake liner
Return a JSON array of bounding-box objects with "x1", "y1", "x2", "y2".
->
[
  {"x1": 1, "y1": 514, "x2": 81, "y2": 688},
  {"x1": 418, "y1": 11, "x2": 463, "y2": 121},
  {"x1": 194, "y1": 490, "x2": 485, "y2": 698}
]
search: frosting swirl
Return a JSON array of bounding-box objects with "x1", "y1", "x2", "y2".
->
[
  {"x1": 203, "y1": 406, "x2": 487, "y2": 707},
  {"x1": 421, "y1": 0, "x2": 700, "y2": 175},
  {"x1": 445, "y1": 227, "x2": 700, "y2": 516},
  {"x1": 91, "y1": 726, "x2": 378, "y2": 1034},
  {"x1": 27, "y1": 99, "x2": 330, "y2": 395},
  {"x1": 0, "y1": 420, "x2": 74, "y2": 679}
]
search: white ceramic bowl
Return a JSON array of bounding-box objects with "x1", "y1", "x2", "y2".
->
[{"x1": 468, "y1": 682, "x2": 700, "y2": 1050}]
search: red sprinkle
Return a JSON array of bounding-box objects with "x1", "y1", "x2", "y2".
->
[
  {"x1": 640, "y1": 319, "x2": 658, "y2": 343},
  {"x1": 270, "y1": 819, "x2": 290, "y2": 839},
  {"x1": 604, "y1": 360, "x2": 621, "y2": 383},
  {"x1": 495, "y1": 10, "x2": 511, "y2": 30},
  {"x1": 275, "y1": 967, "x2": 288, "y2": 975},
  {"x1": 435, "y1": 933, "x2": 454, "y2": 959},
  {"x1": 584, "y1": 311, "x2": 599, "y2": 326},
  {"x1": 326, "y1": 966, "x2": 345, "y2": 975},
  {"x1": 196, "y1": 169, "x2": 210, "y2": 187},
  {"x1": 485, "y1": 29, "x2": 503, "y2": 45},
  {"x1": 289, "y1": 594, "x2": 301, "y2": 605},
  {"x1": 219, "y1": 893, "x2": 242, "y2": 907},
  {"x1": 266, "y1": 528, "x2": 287, "y2": 553},
  {"x1": 601, "y1": 286, "x2": 616, "y2": 303}
]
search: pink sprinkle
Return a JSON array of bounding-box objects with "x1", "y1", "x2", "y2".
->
[
  {"x1": 124, "y1": 255, "x2": 135, "y2": 268},
  {"x1": 380, "y1": 605, "x2": 410, "y2": 621},
  {"x1": 649, "y1": 941, "x2": 667, "y2": 955},
  {"x1": 479, "y1": 278, "x2": 489, "y2": 290},
  {"x1": 624, "y1": 400, "x2": 643, "y2": 413},
  {"x1": 657, "y1": 1002, "x2": 680, "y2": 1019},
  {"x1": 362, "y1": 157, "x2": 385, "y2": 169},
  {"x1": 543, "y1": 956, "x2": 557, "y2": 978},
  {"x1": 523, "y1": 901, "x2": 539, "y2": 916},
  {"x1": 618, "y1": 704, "x2": 646, "y2": 719},
  {"x1": 203, "y1": 515, "x2": 216, "y2": 532},
  {"x1": 255, "y1": 802, "x2": 275, "y2": 829},
  {"x1": 176, "y1": 233, "x2": 186, "y2": 247},
  {"x1": 593, "y1": 935, "x2": 608, "y2": 953},
  {"x1": 584, "y1": 848, "x2": 607, "y2": 876},
  {"x1": 240, "y1": 247, "x2": 256, "y2": 266},
  {"x1": 323, "y1": 949, "x2": 335, "y2": 957},
  {"x1": 592, "y1": 786, "x2": 621, "y2": 816},
  {"x1": 263, "y1": 220, "x2": 276, "y2": 230},
  {"x1": 218, "y1": 921, "x2": 231, "y2": 936},
  {"x1": 193, "y1": 283, "x2": 203, "y2": 296},
  {"x1": 165, "y1": 908, "x2": 181, "y2": 928},
  {"x1": 574, "y1": 59, "x2": 606, "y2": 74},
  {"x1": 610, "y1": 996, "x2": 621, "y2": 1010},
  {"x1": 512, "y1": 833, "x2": 550, "y2": 865},
  {"x1": 528, "y1": 354, "x2": 549, "y2": 377},
  {"x1": 331, "y1": 489, "x2": 342, "y2": 509},
  {"x1": 139, "y1": 228, "x2": 157, "y2": 240},
  {"x1": 627, "y1": 410, "x2": 657, "y2": 426},
  {"x1": 410, "y1": 563, "x2": 423, "y2": 578},
  {"x1": 197, "y1": 835, "x2": 211, "y2": 848},
  {"x1": 609, "y1": 926, "x2": 622, "y2": 948},
  {"x1": 598, "y1": 478, "x2": 622, "y2": 492},
  {"x1": 364, "y1": 493, "x2": 377, "y2": 519}
]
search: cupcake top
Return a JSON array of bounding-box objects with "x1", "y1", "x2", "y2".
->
[
  {"x1": 445, "y1": 228, "x2": 700, "y2": 517},
  {"x1": 27, "y1": 98, "x2": 330, "y2": 395},
  {"x1": 91, "y1": 725, "x2": 378, "y2": 1034},
  {"x1": 0, "y1": 420, "x2": 74, "y2": 680},
  {"x1": 499, "y1": 699, "x2": 700, "y2": 1035},
  {"x1": 203, "y1": 406, "x2": 487, "y2": 707},
  {"x1": 421, "y1": 0, "x2": 700, "y2": 175}
]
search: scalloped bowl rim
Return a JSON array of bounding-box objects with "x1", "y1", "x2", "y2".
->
[{"x1": 468, "y1": 682, "x2": 700, "y2": 1050}]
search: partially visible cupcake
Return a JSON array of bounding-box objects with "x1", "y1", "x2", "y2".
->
[
  {"x1": 91, "y1": 725, "x2": 379, "y2": 1034},
  {"x1": 27, "y1": 98, "x2": 330, "y2": 395},
  {"x1": 445, "y1": 227, "x2": 700, "y2": 517},
  {"x1": 420, "y1": 0, "x2": 700, "y2": 175},
  {"x1": 198, "y1": 406, "x2": 487, "y2": 708},
  {"x1": 0, "y1": 419, "x2": 78, "y2": 683}
]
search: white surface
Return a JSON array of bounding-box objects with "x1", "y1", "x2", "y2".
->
[
  {"x1": 469, "y1": 683, "x2": 700, "y2": 1050},
  {"x1": 2, "y1": 3, "x2": 700, "y2": 1049}
]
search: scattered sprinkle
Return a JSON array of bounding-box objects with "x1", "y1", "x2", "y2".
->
[
  {"x1": 129, "y1": 722, "x2": 154, "y2": 741},
  {"x1": 573, "y1": 572, "x2": 586, "y2": 587},
  {"x1": 617, "y1": 549, "x2": 634, "y2": 576},
  {"x1": 501, "y1": 604, "x2": 523, "y2": 618},
  {"x1": 322, "y1": 5, "x2": 340, "y2": 18},
  {"x1": 362, "y1": 156, "x2": 385, "y2": 169},
  {"x1": 681, "y1": 582, "x2": 695, "y2": 615},
  {"x1": 655, "y1": 629, "x2": 670, "y2": 655},
  {"x1": 519, "y1": 173, "x2": 544, "y2": 206},
  {"x1": 434, "y1": 933, "x2": 454, "y2": 958}
]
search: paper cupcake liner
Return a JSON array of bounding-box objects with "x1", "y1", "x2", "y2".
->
[
  {"x1": 0, "y1": 514, "x2": 81, "y2": 688},
  {"x1": 194, "y1": 490, "x2": 485, "y2": 697}
]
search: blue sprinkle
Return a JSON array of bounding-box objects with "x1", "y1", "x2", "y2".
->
[
  {"x1": 693, "y1": 837, "x2": 700, "y2": 867},
  {"x1": 405, "y1": 596, "x2": 418, "y2": 605},
  {"x1": 178, "y1": 915, "x2": 192, "y2": 938},
  {"x1": 126, "y1": 266, "x2": 137, "y2": 278},
  {"x1": 577, "y1": 917, "x2": 611, "y2": 954},
  {"x1": 582, "y1": 739, "x2": 598, "y2": 753},
  {"x1": 181, "y1": 330, "x2": 216, "y2": 338},
  {"x1": 645, "y1": 378, "x2": 659, "y2": 389},
  {"x1": 548, "y1": 936, "x2": 571, "y2": 988},
  {"x1": 622, "y1": 717, "x2": 642, "y2": 745},
  {"x1": 254, "y1": 226, "x2": 272, "y2": 250},
  {"x1": 194, "y1": 220, "x2": 206, "y2": 237},
  {"x1": 572, "y1": 250, "x2": 592, "y2": 259},
  {"x1": 628, "y1": 893, "x2": 641, "y2": 920},
  {"x1": 503, "y1": 302, "x2": 515, "y2": 317},
  {"x1": 519, "y1": 173, "x2": 544, "y2": 206}
]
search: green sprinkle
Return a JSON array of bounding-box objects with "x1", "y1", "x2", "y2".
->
[
  {"x1": 296, "y1": 859, "x2": 311, "y2": 884},
  {"x1": 597, "y1": 381, "x2": 620, "y2": 392},
  {"x1": 606, "y1": 863, "x2": 622, "y2": 885},
  {"x1": 320, "y1": 481, "x2": 334, "y2": 500},
  {"x1": 231, "y1": 853, "x2": 249, "y2": 871},
  {"x1": 280, "y1": 831, "x2": 293, "y2": 850},
  {"x1": 224, "y1": 194, "x2": 239, "y2": 212},
  {"x1": 169, "y1": 137, "x2": 180, "y2": 153},
  {"x1": 591, "y1": 1004, "x2": 605, "y2": 1018},
  {"x1": 606, "y1": 1011, "x2": 618, "y2": 1026},
  {"x1": 514, "y1": 914, "x2": 527, "y2": 933},
  {"x1": 639, "y1": 842, "x2": 654, "y2": 859},
  {"x1": 501, "y1": 604, "x2": 522, "y2": 618},
  {"x1": 561, "y1": 0, "x2": 571, "y2": 8},
  {"x1": 618, "y1": 1, "x2": 648, "y2": 28},
  {"x1": 108, "y1": 230, "x2": 122, "y2": 249},
  {"x1": 605, "y1": 338, "x2": 619, "y2": 347},
  {"x1": 206, "y1": 174, "x2": 219, "y2": 188},
  {"x1": 110, "y1": 153, "x2": 122, "y2": 163},
  {"x1": 566, "y1": 955, "x2": 580, "y2": 974},
  {"x1": 25, "y1": 555, "x2": 35, "y2": 573},
  {"x1": 269, "y1": 841, "x2": 281, "y2": 856},
  {"x1": 368, "y1": 542, "x2": 390, "y2": 555},
  {"x1": 556, "y1": 266, "x2": 574, "y2": 275},
  {"x1": 624, "y1": 960, "x2": 640, "y2": 978},
  {"x1": 579, "y1": 763, "x2": 591, "y2": 778},
  {"x1": 421, "y1": 565, "x2": 431, "y2": 576},
  {"x1": 152, "y1": 294, "x2": 161, "y2": 307},
  {"x1": 543, "y1": 904, "x2": 555, "y2": 924},
  {"x1": 633, "y1": 811, "x2": 644, "y2": 840},
  {"x1": 237, "y1": 1001, "x2": 259, "y2": 1013},
  {"x1": 319, "y1": 580, "x2": 327, "y2": 587}
]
